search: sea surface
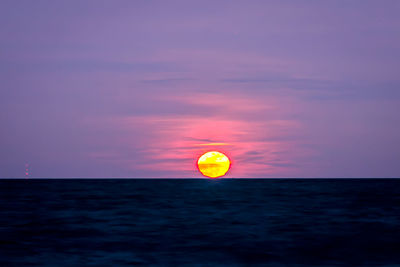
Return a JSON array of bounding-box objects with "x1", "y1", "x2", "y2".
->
[{"x1": 0, "y1": 179, "x2": 399, "y2": 266}]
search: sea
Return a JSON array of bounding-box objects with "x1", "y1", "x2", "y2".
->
[{"x1": 0, "y1": 179, "x2": 399, "y2": 266}]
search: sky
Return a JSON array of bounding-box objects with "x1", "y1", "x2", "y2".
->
[{"x1": 1, "y1": 0, "x2": 399, "y2": 178}]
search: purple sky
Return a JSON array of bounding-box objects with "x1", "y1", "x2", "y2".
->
[{"x1": 1, "y1": 0, "x2": 400, "y2": 178}]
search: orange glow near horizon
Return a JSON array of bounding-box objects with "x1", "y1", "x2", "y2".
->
[
  {"x1": 197, "y1": 151, "x2": 231, "y2": 178},
  {"x1": 93, "y1": 91, "x2": 304, "y2": 178}
]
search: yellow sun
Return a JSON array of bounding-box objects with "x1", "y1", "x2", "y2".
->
[{"x1": 197, "y1": 151, "x2": 231, "y2": 178}]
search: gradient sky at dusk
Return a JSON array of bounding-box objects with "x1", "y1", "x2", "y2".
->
[{"x1": 1, "y1": 1, "x2": 399, "y2": 178}]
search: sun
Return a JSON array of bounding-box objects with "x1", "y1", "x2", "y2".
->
[{"x1": 197, "y1": 151, "x2": 231, "y2": 178}]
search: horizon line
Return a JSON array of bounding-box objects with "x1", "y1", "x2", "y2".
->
[{"x1": 1, "y1": 177, "x2": 399, "y2": 180}]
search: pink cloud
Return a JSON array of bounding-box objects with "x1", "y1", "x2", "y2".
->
[{"x1": 86, "y1": 91, "x2": 310, "y2": 178}]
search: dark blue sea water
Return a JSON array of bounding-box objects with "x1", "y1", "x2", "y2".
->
[{"x1": 0, "y1": 179, "x2": 399, "y2": 266}]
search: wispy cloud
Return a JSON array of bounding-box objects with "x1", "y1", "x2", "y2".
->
[{"x1": 84, "y1": 91, "x2": 308, "y2": 177}]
